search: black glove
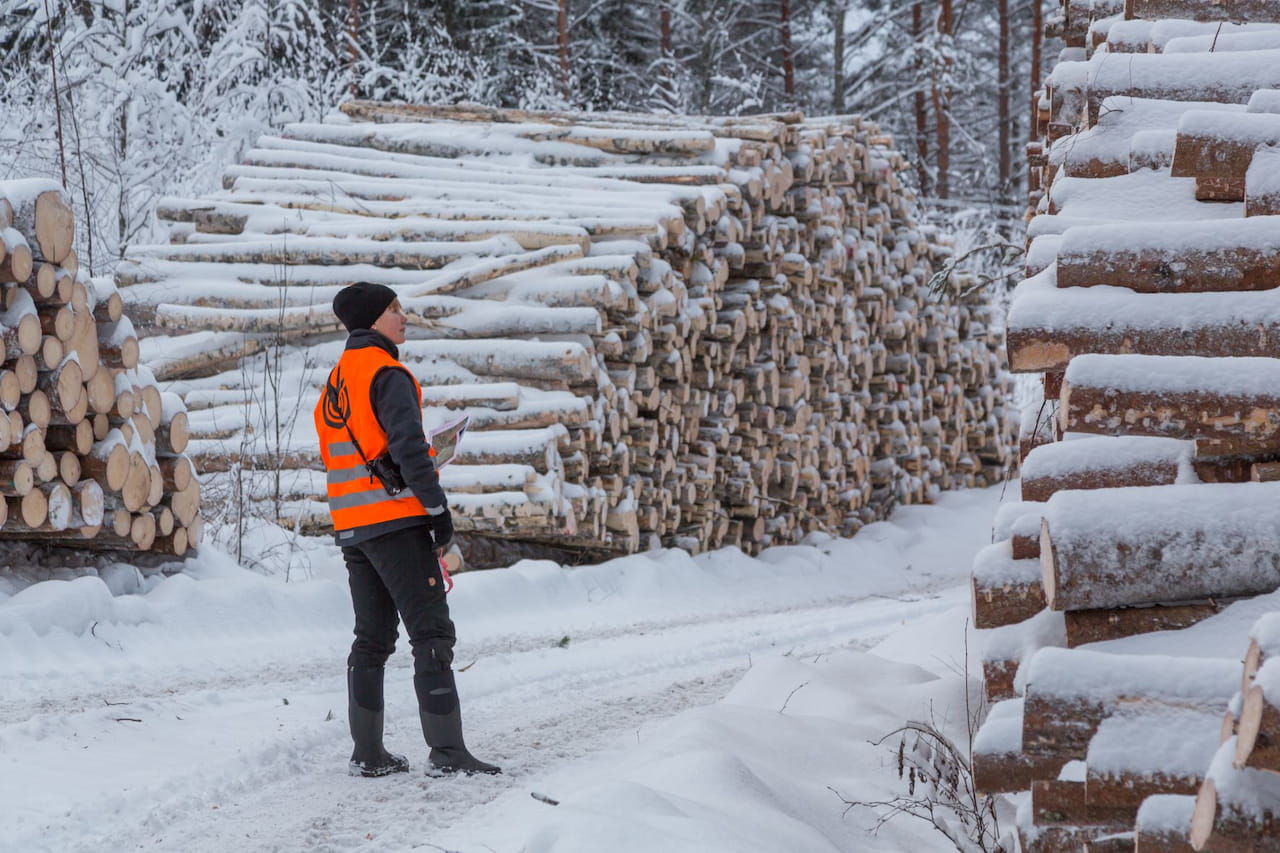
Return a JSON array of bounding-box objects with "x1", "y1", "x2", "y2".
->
[
  {"x1": 428, "y1": 509, "x2": 454, "y2": 554},
  {"x1": 427, "y1": 636, "x2": 454, "y2": 670}
]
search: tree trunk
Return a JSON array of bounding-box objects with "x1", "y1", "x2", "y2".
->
[
  {"x1": 780, "y1": 0, "x2": 796, "y2": 104},
  {"x1": 558, "y1": 0, "x2": 571, "y2": 102},
  {"x1": 997, "y1": 0, "x2": 1011, "y2": 198},
  {"x1": 912, "y1": 2, "x2": 930, "y2": 195},
  {"x1": 346, "y1": 0, "x2": 360, "y2": 98},
  {"x1": 831, "y1": 1, "x2": 846, "y2": 113},
  {"x1": 932, "y1": 0, "x2": 953, "y2": 200}
]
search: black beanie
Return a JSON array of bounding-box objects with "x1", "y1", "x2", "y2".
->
[{"x1": 333, "y1": 282, "x2": 397, "y2": 332}]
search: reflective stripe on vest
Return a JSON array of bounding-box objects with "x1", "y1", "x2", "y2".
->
[{"x1": 313, "y1": 347, "x2": 428, "y2": 531}]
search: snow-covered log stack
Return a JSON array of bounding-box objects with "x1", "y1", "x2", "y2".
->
[
  {"x1": 0, "y1": 179, "x2": 201, "y2": 557},
  {"x1": 118, "y1": 102, "x2": 1013, "y2": 562},
  {"x1": 975, "y1": 0, "x2": 1280, "y2": 847}
]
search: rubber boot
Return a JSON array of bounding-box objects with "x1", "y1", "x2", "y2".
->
[
  {"x1": 414, "y1": 669, "x2": 501, "y2": 775},
  {"x1": 348, "y1": 666, "x2": 411, "y2": 778}
]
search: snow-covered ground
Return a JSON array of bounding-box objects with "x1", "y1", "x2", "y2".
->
[{"x1": 0, "y1": 485, "x2": 1012, "y2": 853}]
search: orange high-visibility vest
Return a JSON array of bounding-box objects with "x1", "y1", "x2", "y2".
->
[{"x1": 315, "y1": 347, "x2": 428, "y2": 532}]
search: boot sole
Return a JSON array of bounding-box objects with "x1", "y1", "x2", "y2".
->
[
  {"x1": 426, "y1": 764, "x2": 502, "y2": 777},
  {"x1": 349, "y1": 761, "x2": 411, "y2": 778}
]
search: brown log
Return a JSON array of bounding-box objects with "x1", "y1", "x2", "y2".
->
[
  {"x1": 1127, "y1": 0, "x2": 1280, "y2": 19},
  {"x1": 1020, "y1": 436, "x2": 1188, "y2": 503},
  {"x1": 19, "y1": 390, "x2": 50, "y2": 430},
  {"x1": 984, "y1": 656, "x2": 1019, "y2": 702},
  {"x1": 1135, "y1": 796, "x2": 1197, "y2": 853},
  {"x1": 153, "y1": 505, "x2": 174, "y2": 537},
  {"x1": 156, "y1": 410, "x2": 189, "y2": 455},
  {"x1": 17, "y1": 263, "x2": 57, "y2": 301},
  {"x1": 1085, "y1": 52, "x2": 1280, "y2": 124},
  {"x1": 0, "y1": 369, "x2": 19, "y2": 413},
  {"x1": 0, "y1": 229, "x2": 33, "y2": 282},
  {"x1": 37, "y1": 303, "x2": 74, "y2": 342},
  {"x1": 1063, "y1": 601, "x2": 1230, "y2": 648},
  {"x1": 1008, "y1": 311, "x2": 1280, "y2": 373},
  {"x1": 0, "y1": 459, "x2": 36, "y2": 496},
  {"x1": 3, "y1": 424, "x2": 46, "y2": 467},
  {"x1": 82, "y1": 433, "x2": 130, "y2": 492},
  {"x1": 119, "y1": 452, "x2": 151, "y2": 513},
  {"x1": 97, "y1": 319, "x2": 139, "y2": 369},
  {"x1": 57, "y1": 451, "x2": 80, "y2": 487},
  {"x1": 168, "y1": 481, "x2": 200, "y2": 527},
  {"x1": 1061, "y1": 356, "x2": 1280, "y2": 445},
  {"x1": 1022, "y1": 648, "x2": 1236, "y2": 762},
  {"x1": 151, "y1": 525, "x2": 188, "y2": 557},
  {"x1": 1041, "y1": 483, "x2": 1280, "y2": 611},
  {"x1": 32, "y1": 450, "x2": 56, "y2": 484},
  {"x1": 93, "y1": 290, "x2": 124, "y2": 324},
  {"x1": 12, "y1": 486, "x2": 45, "y2": 527},
  {"x1": 1032, "y1": 779, "x2": 1096, "y2": 826},
  {"x1": 1171, "y1": 112, "x2": 1280, "y2": 189},
  {"x1": 1055, "y1": 219, "x2": 1280, "y2": 293},
  {"x1": 1085, "y1": 710, "x2": 1220, "y2": 828},
  {"x1": 14, "y1": 355, "x2": 36, "y2": 394},
  {"x1": 64, "y1": 310, "x2": 101, "y2": 382},
  {"x1": 37, "y1": 357, "x2": 83, "y2": 421},
  {"x1": 1190, "y1": 766, "x2": 1280, "y2": 851},
  {"x1": 972, "y1": 748, "x2": 1062, "y2": 794},
  {"x1": 972, "y1": 543, "x2": 1046, "y2": 629},
  {"x1": 158, "y1": 455, "x2": 194, "y2": 492},
  {"x1": 6, "y1": 183, "x2": 74, "y2": 264},
  {"x1": 45, "y1": 420, "x2": 93, "y2": 455},
  {"x1": 38, "y1": 335, "x2": 62, "y2": 371}
]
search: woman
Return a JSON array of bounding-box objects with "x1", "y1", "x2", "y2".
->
[{"x1": 315, "y1": 281, "x2": 499, "y2": 777}]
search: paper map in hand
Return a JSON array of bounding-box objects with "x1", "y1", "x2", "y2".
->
[{"x1": 429, "y1": 415, "x2": 469, "y2": 468}]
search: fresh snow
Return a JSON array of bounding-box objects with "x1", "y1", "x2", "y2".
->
[{"x1": 2, "y1": 485, "x2": 1015, "y2": 853}]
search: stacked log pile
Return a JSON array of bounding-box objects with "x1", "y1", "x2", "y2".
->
[
  {"x1": 973, "y1": 0, "x2": 1280, "y2": 847},
  {"x1": 119, "y1": 102, "x2": 1013, "y2": 562},
  {"x1": 0, "y1": 179, "x2": 200, "y2": 557}
]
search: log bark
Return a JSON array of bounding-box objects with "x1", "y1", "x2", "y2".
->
[
  {"x1": 1055, "y1": 218, "x2": 1280, "y2": 293},
  {"x1": 1041, "y1": 483, "x2": 1280, "y2": 610},
  {"x1": 1022, "y1": 648, "x2": 1236, "y2": 761},
  {"x1": 972, "y1": 540, "x2": 1046, "y2": 628},
  {"x1": 1127, "y1": 0, "x2": 1280, "y2": 19},
  {"x1": 1190, "y1": 756, "x2": 1280, "y2": 851},
  {"x1": 0, "y1": 229, "x2": 33, "y2": 283},
  {"x1": 1064, "y1": 601, "x2": 1230, "y2": 647},
  {"x1": 1019, "y1": 436, "x2": 1189, "y2": 502},
  {"x1": 1008, "y1": 304, "x2": 1280, "y2": 373},
  {"x1": 4, "y1": 181, "x2": 74, "y2": 264},
  {"x1": 1061, "y1": 355, "x2": 1280, "y2": 445},
  {"x1": 1171, "y1": 111, "x2": 1280, "y2": 186}
]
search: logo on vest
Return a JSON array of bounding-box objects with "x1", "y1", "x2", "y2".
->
[{"x1": 323, "y1": 369, "x2": 351, "y2": 429}]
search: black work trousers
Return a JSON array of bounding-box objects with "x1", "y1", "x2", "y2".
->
[{"x1": 343, "y1": 523, "x2": 455, "y2": 675}]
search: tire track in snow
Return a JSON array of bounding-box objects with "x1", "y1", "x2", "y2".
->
[{"x1": 7, "y1": 587, "x2": 964, "y2": 853}]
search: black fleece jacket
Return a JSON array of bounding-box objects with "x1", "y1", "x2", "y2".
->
[{"x1": 333, "y1": 329, "x2": 448, "y2": 547}]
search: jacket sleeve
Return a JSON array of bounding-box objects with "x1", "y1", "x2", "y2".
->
[{"x1": 370, "y1": 367, "x2": 448, "y2": 515}]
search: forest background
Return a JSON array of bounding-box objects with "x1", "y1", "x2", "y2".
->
[{"x1": 0, "y1": 0, "x2": 1040, "y2": 276}]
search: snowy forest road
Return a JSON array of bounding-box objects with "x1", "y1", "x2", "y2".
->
[{"x1": 4, "y1": 576, "x2": 967, "y2": 853}]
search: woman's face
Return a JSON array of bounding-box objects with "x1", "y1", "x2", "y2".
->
[{"x1": 371, "y1": 299, "x2": 408, "y2": 345}]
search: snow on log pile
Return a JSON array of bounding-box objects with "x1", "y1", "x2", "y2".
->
[
  {"x1": 0, "y1": 179, "x2": 200, "y2": 557},
  {"x1": 975, "y1": 0, "x2": 1280, "y2": 847},
  {"x1": 117, "y1": 102, "x2": 1013, "y2": 563}
]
